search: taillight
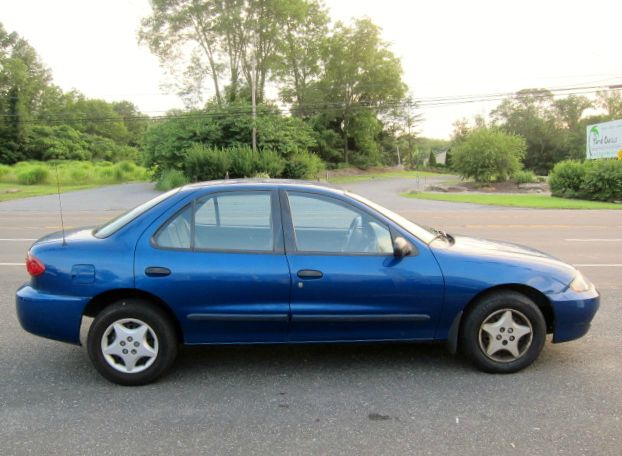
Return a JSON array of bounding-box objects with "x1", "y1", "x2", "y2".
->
[{"x1": 26, "y1": 254, "x2": 46, "y2": 277}]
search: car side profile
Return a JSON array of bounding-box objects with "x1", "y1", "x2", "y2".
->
[{"x1": 16, "y1": 180, "x2": 600, "y2": 385}]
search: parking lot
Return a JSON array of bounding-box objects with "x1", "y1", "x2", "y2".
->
[{"x1": 1, "y1": 181, "x2": 621, "y2": 455}]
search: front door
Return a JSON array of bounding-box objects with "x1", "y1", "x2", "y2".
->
[
  {"x1": 282, "y1": 190, "x2": 444, "y2": 342},
  {"x1": 135, "y1": 190, "x2": 291, "y2": 344}
]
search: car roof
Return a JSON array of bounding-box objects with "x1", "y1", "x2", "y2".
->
[{"x1": 181, "y1": 179, "x2": 346, "y2": 196}]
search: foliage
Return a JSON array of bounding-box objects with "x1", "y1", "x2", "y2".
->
[
  {"x1": 581, "y1": 160, "x2": 622, "y2": 202},
  {"x1": 0, "y1": 23, "x2": 147, "y2": 165},
  {"x1": 0, "y1": 160, "x2": 148, "y2": 186},
  {"x1": 405, "y1": 192, "x2": 621, "y2": 210},
  {"x1": 451, "y1": 127, "x2": 526, "y2": 183},
  {"x1": 514, "y1": 170, "x2": 537, "y2": 184},
  {"x1": 176, "y1": 144, "x2": 320, "y2": 182},
  {"x1": 15, "y1": 164, "x2": 49, "y2": 185},
  {"x1": 549, "y1": 159, "x2": 622, "y2": 202},
  {"x1": 139, "y1": 4, "x2": 411, "y2": 168},
  {"x1": 184, "y1": 145, "x2": 232, "y2": 181},
  {"x1": 491, "y1": 89, "x2": 593, "y2": 174},
  {"x1": 142, "y1": 104, "x2": 317, "y2": 174},
  {"x1": 156, "y1": 169, "x2": 189, "y2": 191},
  {"x1": 428, "y1": 150, "x2": 437, "y2": 167},
  {"x1": 282, "y1": 151, "x2": 324, "y2": 179},
  {"x1": 548, "y1": 160, "x2": 588, "y2": 199}
]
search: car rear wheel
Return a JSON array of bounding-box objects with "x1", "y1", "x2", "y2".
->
[
  {"x1": 461, "y1": 291, "x2": 546, "y2": 373},
  {"x1": 87, "y1": 299, "x2": 178, "y2": 385}
]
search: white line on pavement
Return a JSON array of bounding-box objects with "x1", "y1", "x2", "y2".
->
[
  {"x1": 0, "y1": 263, "x2": 22, "y2": 266},
  {"x1": 566, "y1": 239, "x2": 622, "y2": 242}
]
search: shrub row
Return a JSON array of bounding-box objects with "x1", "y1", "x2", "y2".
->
[
  {"x1": 549, "y1": 159, "x2": 622, "y2": 202},
  {"x1": 179, "y1": 145, "x2": 324, "y2": 183},
  {"x1": 0, "y1": 160, "x2": 149, "y2": 186}
]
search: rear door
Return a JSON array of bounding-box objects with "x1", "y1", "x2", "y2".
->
[
  {"x1": 281, "y1": 190, "x2": 444, "y2": 342},
  {"x1": 135, "y1": 189, "x2": 291, "y2": 344}
]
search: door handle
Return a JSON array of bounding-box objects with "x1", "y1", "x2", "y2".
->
[
  {"x1": 297, "y1": 269, "x2": 323, "y2": 279},
  {"x1": 145, "y1": 267, "x2": 171, "y2": 277}
]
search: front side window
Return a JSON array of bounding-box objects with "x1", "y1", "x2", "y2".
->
[{"x1": 287, "y1": 192, "x2": 393, "y2": 254}]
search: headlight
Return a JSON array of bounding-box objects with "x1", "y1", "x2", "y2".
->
[{"x1": 570, "y1": 271, "x2": 593, "y2": 292}]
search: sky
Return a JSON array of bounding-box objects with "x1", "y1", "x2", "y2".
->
[{"x1": 2, "y1": 0, "x2": 622, "y2": 139}]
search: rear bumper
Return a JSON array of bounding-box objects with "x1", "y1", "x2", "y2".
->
[
  {"x1": 16, "y1": 285, "x2": 89, "y2": 345},
  {"x1": 550, "y1": 288, "x2": 600, "y2": 343}
]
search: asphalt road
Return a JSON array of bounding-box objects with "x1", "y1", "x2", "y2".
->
[{"x1": 1, "y1": 181, "x2": 621, "y2": 455}]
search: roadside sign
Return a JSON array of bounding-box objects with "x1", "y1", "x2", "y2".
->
[{"x1": 586, "y1": 119, "x2": 622, "y2": 159}]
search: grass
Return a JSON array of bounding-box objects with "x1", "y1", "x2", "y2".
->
[
  {"x1": 0, "y1": 160, "x2": 150, "y2": 202},
  {"x1": 0, "y1": 183, "x2": 101, "y2": 202},
  {"x1": 404, "y1": 192, "x2": 622, "y2": 210},
  {"x1": 328, "y1": 169, "x2": 454, "y2": 184}
]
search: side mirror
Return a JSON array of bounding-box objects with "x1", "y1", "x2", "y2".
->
[{"x1": 393, "y1": 236, "x2": 412, "y2": 258}]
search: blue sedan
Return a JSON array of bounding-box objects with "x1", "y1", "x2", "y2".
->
[{"x1": 16, "y1": 180, "x2": 600, "y2": 385}]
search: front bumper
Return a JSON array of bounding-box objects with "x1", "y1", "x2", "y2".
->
[
  {"x1": 16, "y1": 285, "x2": 89, "y2": 345},
  {"x1": 550, "y1": 287, "x2": 600, "y2": 343}
]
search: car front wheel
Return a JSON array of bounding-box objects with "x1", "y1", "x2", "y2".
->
[
  {"x1": 87, "y1": 299, "x2": 178, "y2": 385},
  {"x1": 461, "y1": 290, "x2": 547, "y2": 373}
]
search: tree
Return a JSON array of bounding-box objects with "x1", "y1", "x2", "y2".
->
[
  {"x1": 428, "y1": 149, "x2": 436, "y2": 167},
  {"x1": 491, "y1": 89, "x2": 566, "y2": 174},
  {"x1": 452, "y1": 127, "x2": 526, "y2": 183},
  {"x1": 276, "y1": 0, "x2": 329, "y2": 116},
  {"x1": 314, "y1": 18, "x2": 407, "y2": 164},
  {"x1": 0, "y1": 23, "x2": 53, "y2": 162},
  {"x1": 595, "y1": 90, "x2": 622, "y2": 119}
]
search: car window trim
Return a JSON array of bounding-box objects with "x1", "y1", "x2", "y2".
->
[
  {"x1": 151, "y1": 189, "x2": 284, "y2": 255},
  {"x1": 280, "y1": 189, "x2": 396, "y2": 257}
]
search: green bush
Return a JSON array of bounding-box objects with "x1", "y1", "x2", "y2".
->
[
  {"x1": 16, "y1": 165, "x2": 50, "y2": 185},
  {"x1": 0, "y1": 164, "x2": 11, "y2": 180},
  {"x1": 283, "y1": 151, "x2": 325, "y2": 179},
  {"x1": 255, "y1": 150, "x2": 285, "y2": 178},
  {"x1": 184, "y1": 145, "x2": 231, "y2": 181},
  {"x1": 514, "y1": 170, "x2": 537, "y2": 184},
  {"x1": 452, "y1": 127, "x2": 526, "y2": 183},
  {"x1": 549, "y1": 160, "x2": 588, "y2": 198},
  {"x1": 228, "y1": 146, "x2": 256, "y2": 178},
  {"x1": 581, "y1": 160, "x2": 622, "y2": 202},
  {"x1": 156, "y1": 169, "x2": 189, "y2": 191}
]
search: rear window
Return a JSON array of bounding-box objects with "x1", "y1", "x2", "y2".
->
[{"x1": 94, "y1": 188, "x2": 180, "y2": 238}]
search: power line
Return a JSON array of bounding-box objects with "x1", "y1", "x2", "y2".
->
[{"x1": 0, "y1": 85, "x2": 620, "y2": 125}]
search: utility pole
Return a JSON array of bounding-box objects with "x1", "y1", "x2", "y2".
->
[{"x1": 251, "y1": 55, "x2": 257, "y2": 153}]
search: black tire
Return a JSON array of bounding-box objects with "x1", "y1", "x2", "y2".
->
[
  {"x1": 87, "y1": 299, "x2": 178, "y2": 386},
  {"x1": 460, "y1": 291, "x2": 546, "y2": 373}
]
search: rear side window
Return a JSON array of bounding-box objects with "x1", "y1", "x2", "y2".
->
[
  {"x1": 194, "y1": 192, "x2": 273, "y2": 251},
  {"x1": 154, "y1": 191, "x2": 275, "y2": 252}
]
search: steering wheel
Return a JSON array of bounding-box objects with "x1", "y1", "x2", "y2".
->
[{"x1": 342, "y1": 216, "x2": 363, "y2": 252}]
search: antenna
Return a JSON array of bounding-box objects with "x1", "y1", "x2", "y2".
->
[{"x1": 55, "y1": 166, "x2": 66, "y2": 246}]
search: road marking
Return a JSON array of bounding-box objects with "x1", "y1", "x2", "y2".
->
[
  {"x1": 0, "y1": 263, "x2": 22, "y2": 266},
  {"x1": 574, "y1": 264, "x2": 622, "y2": 267},
  {"x1": 566, "y1": 239, "x2": 622, "y2": 242},
  {"x1": 0, "y1": 238, "x2": 37, "y2": 241}
]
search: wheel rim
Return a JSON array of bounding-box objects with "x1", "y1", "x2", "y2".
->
[
  {"x1": 100, "y1": 318, "x2": 159, "y2": 374},
  {"x1": 478, "y1": 309, "x2": 533, "y2": 363}
]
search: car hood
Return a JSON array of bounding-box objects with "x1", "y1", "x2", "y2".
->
[
  {"x1": 447, "y1": 235, "x2": 556, "y2": 260},
  {"x1": 432, "y1": 234, "x2": 576, "y2": 277}
]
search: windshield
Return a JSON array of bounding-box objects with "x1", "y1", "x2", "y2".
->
[
  {"x1": 347, "y1": 192, "x2": 436, "y2": 244},
  {"x1": 94, "y1": 188, "x2": 180, "y2": 238}
]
